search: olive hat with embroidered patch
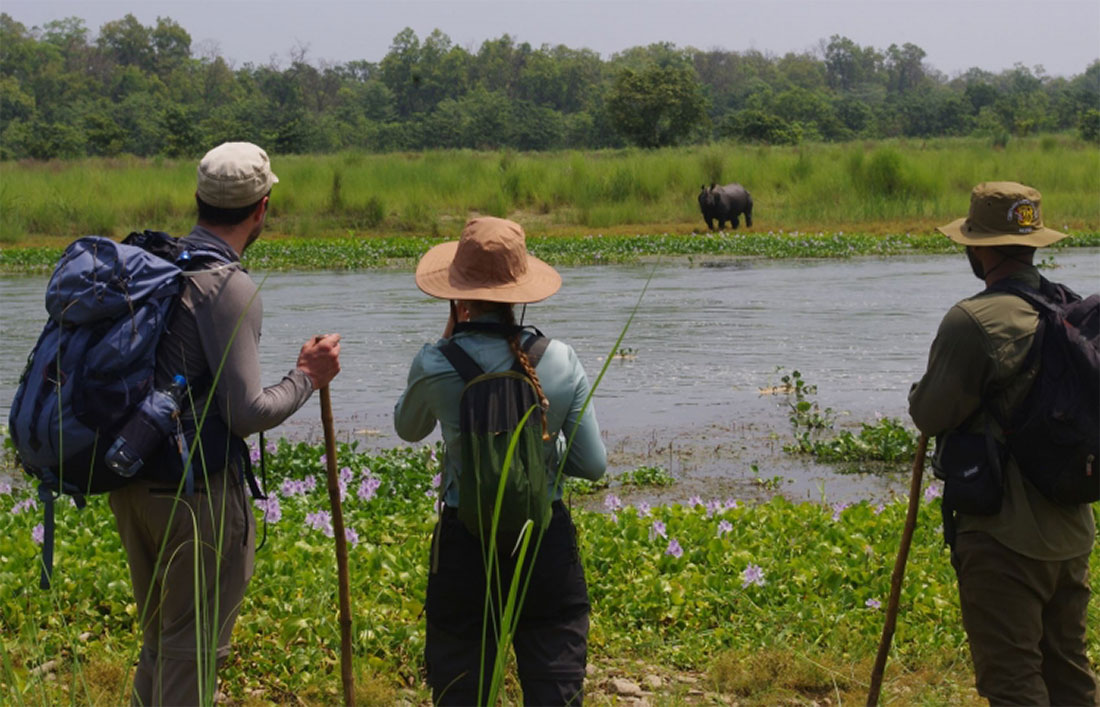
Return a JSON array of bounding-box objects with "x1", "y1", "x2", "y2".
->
[{"x1": 937, "y1": 181, "x2": 1069, "y2": 247}]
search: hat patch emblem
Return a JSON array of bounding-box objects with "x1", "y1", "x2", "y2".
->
[{"x1": 1008, "y1": 199, "x2": 1038, "y2": 233}]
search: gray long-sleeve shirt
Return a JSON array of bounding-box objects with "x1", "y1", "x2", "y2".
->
[{"x1": 155, "y1": 227, "x2": 313, "y2": 438}]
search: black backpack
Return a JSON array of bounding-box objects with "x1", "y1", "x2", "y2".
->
[
  {"x1": 438, "y1": 326, "x2": 552, "y2": 546},
  {"x1": 987, "y1": 276, "x2": 1100, "y2": 505}
]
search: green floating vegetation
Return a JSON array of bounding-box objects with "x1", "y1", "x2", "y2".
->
[
  {"x1": 788, "y1": 417, "x2": 920, "y2": 465},
  {"x1": 617, "y1": 464, "x2": 676, "y2": 487},
  {"x1": 3, "y1": 230, "x2": 1098, "y2": 274},
  {"x1": 564, "y1": 475, "x2": 611, "y2": 495},
  {"x1": 775, "y1": 367, "x2": 921, "y2": 471},
  {"x1": 3, "y1": 440, "x2": 1097, "y2": 704}
]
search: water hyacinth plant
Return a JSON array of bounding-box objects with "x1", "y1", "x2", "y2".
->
[
  {"x1": 775, "y1": 368, "x2": 923, "y2": 472},
  {"x1": 618, "y1": 465, "x2": 675, "y2": 487},
  {"x1": 2, "y1": 438, "x2": 1098, "y2": 704}
]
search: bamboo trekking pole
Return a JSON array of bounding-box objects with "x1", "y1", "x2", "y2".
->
[
  {"x1": 320, "y1": 386, "x2": 356, "y2": 706},
  {"x1": 866, "y1": 433, "x2": 929, "y2": 706}
]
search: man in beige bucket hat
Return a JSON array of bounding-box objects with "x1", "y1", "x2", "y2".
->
[
  {"x1": 110, "y1": 141, "x2": 342, "y2": 705},
  {"x1": 909, "y1": 182, "x2": 1096, "y2": 703}
]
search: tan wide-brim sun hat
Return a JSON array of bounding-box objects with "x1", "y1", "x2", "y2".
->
[
  {"x1": 937, "y1": 181, "x2": 1069, "y2": 247},
  {"x1": 415, "y1": 217, "x2": 562, "y2": 303}
]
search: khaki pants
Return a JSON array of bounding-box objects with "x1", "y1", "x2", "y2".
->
[
  {"x1": 110, "y1": 469, "x2": 254, "y2": 706},
  {"x1": 952, "y1": 531, "x2": 1097, "y2": 706}
]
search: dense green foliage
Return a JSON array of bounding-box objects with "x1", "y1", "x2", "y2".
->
[
  {"x1": 4, "y1": 440, "x2": 1096, "y2": 704},
  {"x1": 2, "y1": 12, "x2": 1098, "y2": 160},
  {"x1": 1, "y1": 137, "x2": 1098, "y2": 247}
]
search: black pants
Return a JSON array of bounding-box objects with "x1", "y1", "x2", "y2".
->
[{"x1": 425, "y1": 501, "x2": 590, "y2": 706}]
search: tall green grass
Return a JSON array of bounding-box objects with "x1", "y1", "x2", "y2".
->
[{"x1": 2, "y1": 136, "x2": 1097, "y2": 243}]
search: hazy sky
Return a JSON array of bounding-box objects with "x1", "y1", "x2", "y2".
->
[{"x1": 5, "y1": 0, "x2": 1099, "y2": 78}]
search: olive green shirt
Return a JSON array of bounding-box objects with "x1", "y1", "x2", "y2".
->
[{"x1": 909, "y1": 266, "x2": 1095, "y2": 560}]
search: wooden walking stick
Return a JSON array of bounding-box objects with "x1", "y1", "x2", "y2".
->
[
  {"x1": 320, "y1": 386, "x2": 356, "y2": 706},
  {"x1": 867, "y1": 433, "x2": 929, "y2": 706}
]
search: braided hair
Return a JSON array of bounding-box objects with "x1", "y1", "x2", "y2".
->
[{"x1": 473, "y1": 302, "x2": 551, "y2": 441}]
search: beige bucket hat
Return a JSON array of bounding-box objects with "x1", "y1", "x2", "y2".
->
[
  {"x1": 415, "y1": 217, "x2": 561, "y2": 303},
  {"x1": 937, "y1": 181, "x2": 1068, "y2": 247}
]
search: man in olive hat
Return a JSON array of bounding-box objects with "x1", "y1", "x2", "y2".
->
[
  {"x1": 109, "y1": 142, "x2": 342, "y2": 705},
  {"x1": 909, "y1": 182, "x2": 1096, "y2": 703}
]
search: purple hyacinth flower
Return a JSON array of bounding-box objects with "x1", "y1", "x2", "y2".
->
[
  {"x1": 256, "y1": 496, "x2": 282, "y2": 524},
  {"x1": 12, "y1": 497, "x2": 36, "y2": 514},
  {"x1": 358, "y1": 476, "x2": 382, "y2": 502},
  {"x1": 741, "y1": 563, "x2": 766, "y2": 588},
  {"x1": 649, "y1": 519, "x2": 667, "y2": 540},
  {"x1": 305, "y1": 509, "x2": 333, "y2": 537}
]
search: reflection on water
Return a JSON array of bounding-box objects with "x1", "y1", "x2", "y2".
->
[{"x1": 3, "y1": 249, "x2": 1098, "y2": 503}]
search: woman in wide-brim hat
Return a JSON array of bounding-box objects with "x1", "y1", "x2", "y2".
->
[{"x1": 394, "y1": 216, "x2": 607, "y2": 705}]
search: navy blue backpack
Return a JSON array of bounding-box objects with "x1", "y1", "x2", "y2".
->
[{"x1": 8, "y1": 232, "x2": 232, "y2": 588}]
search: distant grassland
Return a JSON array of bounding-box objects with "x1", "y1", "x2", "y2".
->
[{"x1": 1, "y1": 136, "x2": 1098, "y2": 269}]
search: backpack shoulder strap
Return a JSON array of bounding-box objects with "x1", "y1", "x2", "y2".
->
[
  {"x1": 441, "y1": 332, "x2": 550, "y2": 380},
  {"x1": 120, "y1": 230, "x2": 235, "y2": 272},
  {"x1": 439, "y1": 340, "x2": 484, "y2": 383},
  {"x1": 521, "y1": 334, "x2": 550, "y2": 369},
  {"x1": 178, "y1": 246, "x2": 235, "y2": 271},
  {"x1": 986, "y1": 276, "x2": 1081, "y2": 316},
  {"x1": 975, "y1": 279, "x2": 1049, "y2": 428}
]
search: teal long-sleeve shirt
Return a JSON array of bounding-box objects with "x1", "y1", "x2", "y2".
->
[{"x1": 394, "y1": 318, "x2": 607, "y2": 508}]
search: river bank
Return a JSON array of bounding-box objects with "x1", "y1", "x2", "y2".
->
[{"x1": 2, "y1": 228, "x2": 1099, "y2": 273}]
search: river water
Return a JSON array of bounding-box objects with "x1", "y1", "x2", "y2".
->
[{"x1": 3, "y1": 250, "x2": 1098, "y2": 504}]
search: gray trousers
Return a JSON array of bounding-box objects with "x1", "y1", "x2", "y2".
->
[
  {"x1": 110, "y1": 469, "x2": 254, "y2": 706},
  {"x1": 952, "y1": 531, "x2": 1097, "y2": 706}
]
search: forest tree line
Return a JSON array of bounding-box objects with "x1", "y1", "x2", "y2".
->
[{"x1": 1, "y1": 12, "x2": 1098, "y2": 160}]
